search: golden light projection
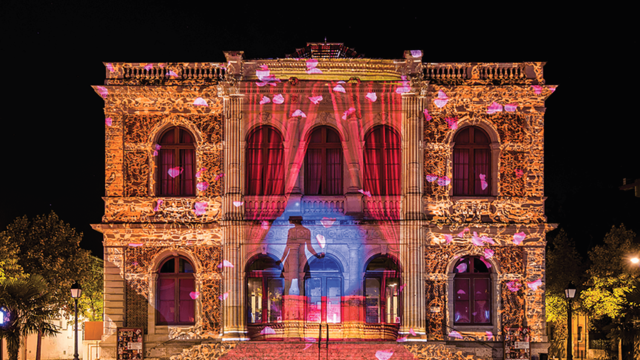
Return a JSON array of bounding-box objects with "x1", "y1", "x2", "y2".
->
[{"x1": 93, "y1": 53, "x2": 555, "y2": 360}]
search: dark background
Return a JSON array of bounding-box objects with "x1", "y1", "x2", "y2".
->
[{"x1": 2, "y1": 3, "x2": 638, "y2": 259}]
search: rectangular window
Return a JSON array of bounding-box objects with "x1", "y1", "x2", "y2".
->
[
  {"x1": 365, "y1": 278, "x2": 380, "y2": 323},
  {"x1": 267, "y1": 278, "x2": 284, "y2": 322},
  {"x1": 248, "y1": 278, "x2": 263, "y2": 324},
  {"x1": 327, "y1": 277, "x2": 341, "y2": 323},
  {"x1": 454, "y1": 278, "x2": 470, "y2": 323},
  {"x1": 157, "y1": 279, "x2": 175, "y2": 324},
  {"x1": 178, "y1": 278, "x2": 195, "y2": 323}
]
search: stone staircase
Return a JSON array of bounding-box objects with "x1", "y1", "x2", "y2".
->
[{"x1": 219, "y1": 342, "x2": 416, "y2": 360}]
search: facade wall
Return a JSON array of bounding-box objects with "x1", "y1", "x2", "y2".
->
[{"x1": 92, "y1": 53, "x2": 556, "y2": 359}]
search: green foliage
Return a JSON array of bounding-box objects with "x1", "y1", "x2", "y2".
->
[
  {"x1": 0, "y1": 234, "x2": 24, "y2": 281},
  {"x1": 0, "y1": 275, "x2": 60, "y2": 360},
  {"x1": 78, "y1": 256, "x2": 104, "y2": 321},
  {"x1": 545, "y1": 229, "x2": 585, "y2": 322}
]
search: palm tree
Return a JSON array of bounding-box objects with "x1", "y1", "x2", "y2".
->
[{"x1": 0, "y1": 275, "x2": 59, "y2": 360}]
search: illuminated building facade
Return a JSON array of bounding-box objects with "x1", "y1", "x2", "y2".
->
[{"x1": 92, "y1": 43, "x2": 557, "y2": 359}]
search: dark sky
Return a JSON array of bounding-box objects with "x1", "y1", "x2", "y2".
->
[{"x1": 3, "y1": 2, "x2": 638, "y2": 259}]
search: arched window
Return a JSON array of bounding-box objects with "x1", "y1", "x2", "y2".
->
[
  {"x1": 453, "y1": 256, "x2": 491, "y2": 325},
  {"x1": 305, "y1": 126, "x2": 343, "y2": 195},
  {"x1": 453, "y1": 127, "x2": 491, "y2": 196},
  {"x1": 157, "y1": 127, "x2": 195, "y2": 196},
  {"x1": 364, "y1": 255, "x2": 401, "y2": 324},
  {"x1": 305, "y1": 256, "x2": 343, "y2": 324},
  {"x1": 246, "y1": 126, "x2": 284, "y2": 195},
  {"x1": 246, "y1": 255, "x2": 284, "y2": 324},
  {"x1": 364, "y1": 126, "x2": 401, "y2": 196},
  {"x1": 156, "y1": 256, "x2": 195, "y2": 325}
]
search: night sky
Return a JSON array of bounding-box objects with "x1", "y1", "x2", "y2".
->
[{"x1": 3, "y1": 3, "x2": 638, "y2": 259}]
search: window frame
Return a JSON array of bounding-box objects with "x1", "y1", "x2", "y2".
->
[
  {"x1": 155, "y1": 256, "x2": 196, "y2": 326},
  {"x1": 452, "y1": 256, "x2": 492, "y2": 326},
  {"x1": 156, "y1": 127, "x2": 196, "y2": 197},
  {"x1": 363, "y1": 126, "x2": 401, "y2": 196},
  {"x1": 452, "y1": 126, "x2": 492, "y2": 196},
  {"x1": 245, "y1": 126, "x2": 285, "y2": 195},
  {"x1": 246, "y1": 255, "x2": 285, "y2": 325},
  {"x1": 304, "y1": 126, "x2": 343, "y2": 195},
  {"x1": 363, "y1": 255, "x2": 401, "y2": 325}
]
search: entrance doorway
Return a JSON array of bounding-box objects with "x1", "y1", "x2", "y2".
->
[{"x1": 304, "y1": 256, "x2": 343, "y2": 324}]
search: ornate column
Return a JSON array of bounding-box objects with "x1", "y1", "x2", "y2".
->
[{"x1": 222, "y1": 93, "x2": 244, "y2": 221}]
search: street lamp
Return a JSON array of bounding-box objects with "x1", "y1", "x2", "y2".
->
[
  {"x1": 631, "y1": 257, "x2": 639, "y2": 265},
  {"x1": 71, "y1": 281, "x2": 82, "y2": 360},
  {"x1": 565, "y1": 282, "x2": 577, "y2": 360}
]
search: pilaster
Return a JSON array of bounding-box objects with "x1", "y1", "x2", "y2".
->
[
  {"x1": 399, "y1": 221, "x2": 426, "y2": 339},
  {"x1": 223, "y1": 94, "x2": 244, "y2": 221},
  {"x1": 222, "y1": 221, "x2": 247, "y2": 339}
]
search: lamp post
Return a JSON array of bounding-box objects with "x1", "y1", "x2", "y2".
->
[
  {"x1": 565, "y1": 282, "x2": 577, "y2": 360},
  {"x1": 70, "y1": 282, "x2": 82, "y2": 360}
]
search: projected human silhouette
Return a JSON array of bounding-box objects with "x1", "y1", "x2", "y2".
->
[{"x1": 277, "y1": 216, "x2": 325, "y2": 267}]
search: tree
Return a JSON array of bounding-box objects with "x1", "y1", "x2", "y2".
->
[
  {"x1": 79, "y1": 256, "x2": 104, "y2": 321},
  {"x1": 0, "y1": 212, "x2": 94, "y2": 360},
  {"x1": 0, "y1": 275, "x2": 59, "y2": 360}
]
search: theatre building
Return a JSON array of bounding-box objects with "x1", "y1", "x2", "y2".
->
[{"x1": 92, "y1": 43, "x2": 556, "y2": 359}]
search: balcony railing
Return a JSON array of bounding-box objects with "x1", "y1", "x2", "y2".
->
[
  {"x1": 301, "y1": 196, "x2": 345, "y2": 215},
  {"x1": 363, "y1": 196, "x2": 401, "y2": 220},
  {"x1": 104, "y1": 62, "x2": 227, "y2": 85}
]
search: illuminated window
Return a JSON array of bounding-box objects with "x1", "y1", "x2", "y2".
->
[
  {"x1": 246, "y1": 255, "x2": 284, "y2": 324},
  {"x1": 156, "y1": 256, "x2": 195, "y2": 325},
  {"x1": 363, "y1": 126, "x2": 401, "y2": 196},
  {"x1": 364, "y1": 255, "x2": 401, "y2": 324},
  {"x1": 157, "y1": 127, "x2": 195, "y2": 196},
  {"x1": 453, "y1": 127, "x2": 491, "y2": 196},
  {"x1": 453, "y1": 256, "x2": 491, "y2": 325},
  {"x1": 246, "y1": 126, "x2": 284, "y2": 195},
  {"x1": 305, "y1": 256, "x2": 343, "y2": 324},
  {"x1": 305, "y1": 126, "x2": 343, "y2": 195}
]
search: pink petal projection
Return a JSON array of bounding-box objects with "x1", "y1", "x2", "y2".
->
[
  {"x1": 437, "y1": 176, "x2": 451, "y2": 186},
  {"x1": 303, "y1": 343, "x2": 314, "y2": 351},
  {"x1": 155, "y1": 144, "x2": 162, "y2": 150},
  {"x1": 261, "y1": 326, "x2": 276, "y2": 335},
  {"x1": 396, "y1": 336, "x2": 408, "y2": 342},
  {"x1": 513, "y1": 232, "x2": 526, "y2": 245},
  {"x1": 337, "y1": 80, "x2": 346, "y2": 84},
  {"x1": 456, "y1": 263, "x2": 468, "y2": 273},
  {"x1": 273, "y1": 94, "x2": 285, "y2": 104},
  {"x1": 472, "y1": 232, "x2": 484, "y2": 246},
  {"x1": 410, "y1": 328, "x2": 417, "y2": 336},
  {"x1": 375, "y1": 350, "x2": 394, "y2": 360},
  {"x1": 292, "y1": 109, "x2": 307, "y2": 117},
  {"x1": 259, "y1": 96, "x2": 271, "y2": 105},
  {"x1": 131, "y1": 261, "x2": 139, "y2": 267},
  {"x1": 106, "y1": 63, "x2": 115, "y2": 72},
  {"x1": 256, "y1": 68, "x2": 270, "y2": 79},
  {"x1": 105, "y1": 117, "x2": 112, "y2": 126},
  {"x1": 333, "y1": 84, "x2": 346, "y2": 93},
  {"x1": 316, "y1": 234, "x2": 326, "y2": 249},
  {"x1": 194, "y1": 202, "x2": 207, "y2": 216},
  {"x1": 154, "y1": 199, "x2": 163, "y2": 212},
  {"x1": 196, "y1": 167, "x2": 206, "y2": 178},
  {"x1": 486, "y1": 331, "x2": 494, "y2": 341},
  {"x1": 153, "y1": 150, "x2": 158, "y2": 156},
  {"x1": 549, "y1": 86, "x2": 557, "y2": 93},
  {"x1": 399, "y1": 284, "x2": 406, "y2": 292},
  {"x1": 457, "y1": 227, "x2": 470, "y2": 237},
  {"x1": 189, "y1": 291, "x2": 200, "y2": 300},
  {"x1": 359, "y1": 189, "x2": 372, "y2": 197},
  {"x1": 218, "y1": 260, "x2": 234, "y2": 268},
  {"x1": 481, "y1": 235, "x2": 495, "y2": 245},
  {"x1": 158, "y1": 63, "x2": 165, "y2": 68},
  {"x1": 196, "y1": 182, "x2": 209, "y2": 191},
  {"x1": 507, "y1": 281, "x2": 521, "y2": 292},
  {"x1": 395, "y1": 85, "x2": 411, "y2": 94},
  {"x1": 434, "y1": 90, "x2": 449, "y2": 108},
  {"x1": 527, "y1": 279, "x2": 543, "y2": 291},
  {"x1": 515, "y1": 169, "x2": 524, "y2": 178},
  {"x1": 144, "y1": 63, "x2": 153, "y2": 71},
  {"x1": 97, "y1": 86, "x2": 108, "y2": 98},
  {"x1": 307, "y1": 67, "x2": 323, "y2": 74},
  {"x1": 445, "y1": 117, "x2": 458, "y2": 130},
  {"x1": 410, "y1": 50, "x2": 423, "y2": 57},
  {"x1": 308, "y1": 95, "x2": 323, "y2": 104},
  {"x1": 219, "y1": 292, "x2": 229, "y2": 301},
  {"x1": 193, "y1": 97, "x2": 208, "y2": 106},
  {"x1": 366, "y1": 92, "x2": 377, "y2": 102},
  {"x1": 479, "y1": 174, "x2": 488, "y2": 190},
  {"x1": 168, "y1": 167, "x2": 183, "y2": 178},
  {"x1": 423, "y1": 109, "x2": 432, "y2": 121},
  {"x1": 449, "y1": 331, "x2": 463, "y2": 339},
  {"x1": 532, "y1": 85, "x2": 542, "y2": 94},
  {"x1": 304, "y1": 337, "x2": 317, "y2": 342},
  {"x1": 306, "y1": 59, "x2": 318, "y2": 70},
  {"x1": 321, "y1": 217, "x2": 336, "y2": 228},
  {"x1": 445, "y1": 234, "x2": 453, "y2": 244},
  {"x1": 487, "y1": 102, "x2": 503, "y2": 114},
  {"x1": 505, "y1": 103, "x2": 518, "y2": 112},
  {"x1": 426, "y1": 174, "x2": 438, "y2": 183},
  {"x1": 233, "y1": 201, "x2": 243, "y2": 207},
  {"x1": 214, "y1": 173, "x2": 225, "y2": 181},
  {"x1": 457, "y1": 289, "x2": 466, "y2": 295},
  {"x1": 484, "y1": 248, "x2": 495, "y2": 259},
  {"x1": 479, "y1": 256, "x2": 492, "y2": 268},
  {"x1": 261, "y1": 221, "x2": 269, "y2": 230},
  {"x1": 167, "y1": 70, "x2": 178, "y2": 77},
  {"x1": 128, "y1": 243, "x2": 143, "y2": 247},
  {"x1": 342, "y1": 107, "x2": 356, "y2": 120}
]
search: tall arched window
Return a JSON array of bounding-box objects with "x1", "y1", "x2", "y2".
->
[
  {"x1": 305, "y1": 126, "x2": 343, "y2": 195},
  {"x1": 453, "y1": 256, "x2": 491, "y2": 325},
  {"x1": 364, "y1": 255, "x2": 401, "y2": 324},
  {"x1": 246, "y1": 255, "x2": 284, "y2": 324},
  {"x1": 156, "y1": 256, "x2": 196, "y2": 325},
  {"x1": 157, "y1": 127, "x2": 195, "y2": 196},
  {"x1": 453, "y1": 127, "x2": 491, "y2": 196},
  {"x1": 364, "y1": 126, "x2": 401, "y2": 195},
  {"x1": 246, "y1": 126, "x2": 284, "y2": 195}
]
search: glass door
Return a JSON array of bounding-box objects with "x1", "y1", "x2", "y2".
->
[{"x1": 305, "y1": 277, "x2": 342, "y2": 323}]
